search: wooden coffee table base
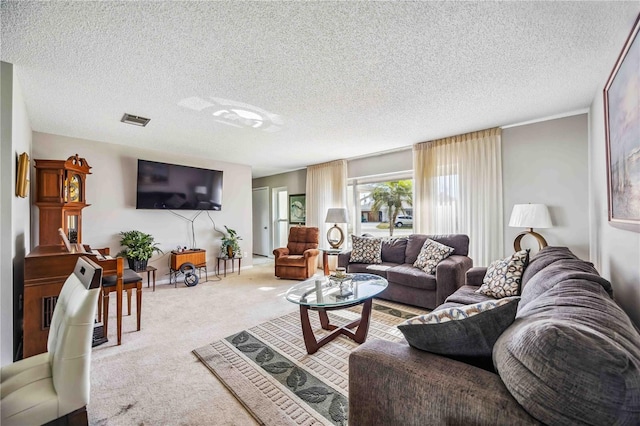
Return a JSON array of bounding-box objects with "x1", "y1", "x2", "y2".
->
[{"x1": 299, "y1": 298, "x2": 373, "y2": 354}]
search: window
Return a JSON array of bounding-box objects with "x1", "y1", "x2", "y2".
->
[
  {"x1": 273, "y1": 187, "x2": 288, "y2": 251},
  {"x1": 347, "y1": 173, "x2": 413, "y2": 242}
]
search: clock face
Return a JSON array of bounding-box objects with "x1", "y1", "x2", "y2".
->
[{"x1": 69, "y1": 174, "x2": 81, "y2": 202}]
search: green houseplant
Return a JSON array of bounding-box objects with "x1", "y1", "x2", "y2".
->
[
  {"x1": 220, "y1": 226, "x2": 242, "y2": 258},
  {"x1": 118, "y1": 230, "x2": 163, "y2": 271}
]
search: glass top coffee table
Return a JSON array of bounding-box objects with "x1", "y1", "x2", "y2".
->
[{"x1": 285, "y1": 273, "x2": 388, "y2": 354}]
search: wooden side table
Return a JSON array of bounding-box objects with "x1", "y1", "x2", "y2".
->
[
  {"x1": 321, "y1": 249, "x2": 342, "y2": 275},
  {"x1": 217, "y1": 256, "x2": 242, "y2": 277}
]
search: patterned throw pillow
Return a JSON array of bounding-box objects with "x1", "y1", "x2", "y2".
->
[
  {"x1": 413, "y1": 239, "x2": 455, "y2": 274},
  {"x1": 476, "y1": 250, "x2": 529, "y2": 298},
  {"x1": 349, "y1": 235, "x2": 383, "y2": 264},
  {"x1": 397, "y1": 297, "x2": 520, "y2": 357}
]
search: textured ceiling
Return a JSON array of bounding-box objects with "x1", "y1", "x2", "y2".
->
[{"x1": 2, "y1": 1, "x2": 639, "y2": 178}]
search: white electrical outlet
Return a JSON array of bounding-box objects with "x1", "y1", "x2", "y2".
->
[{"x1": 244, "y1": 251, "x2": 248, "y2": 258}]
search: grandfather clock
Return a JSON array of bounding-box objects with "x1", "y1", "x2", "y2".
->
[{"x1": 34, "y1": 154, "x2": 91, "y2": 246}]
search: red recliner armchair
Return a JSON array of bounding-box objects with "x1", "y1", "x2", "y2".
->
[{"x1": 273, "y1": 226, "x2": 320, "y2": 280}]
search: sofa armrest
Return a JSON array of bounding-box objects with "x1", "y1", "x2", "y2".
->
[
  {"x1": 349, "y1": 340, "x2": 539, "y2": 426},
  {"x1": 302, "y1": 248, "x2": 319, "y2": 258},
  {"x1": 466, "y1": 266, "x2": 488, "y2": 286},
  {"x1": 435, "y1": 255, "x2": 473, "y2": 306},
  {"x1": 272, "y1": 247, "x2": 289, "y2": 259},
  {"x1": 338, "y1": 251, "x2": 351, "y2": 269}
]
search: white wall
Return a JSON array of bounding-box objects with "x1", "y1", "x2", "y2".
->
[
  {"x1": 1, "y1": 62, "x2": 14, "y2": 365},
  {"x1": 589, "y1": 92, "x2": 640, "y2": 329},
  {"x1": 256, "y1": 116, "x2": 592, "y2": 266},
  {"x1": 347, "y1": 149, "x2": 412, "y2": 179},
  {"x1": 1, "y1": 62, "x2": 32, "y2": 365},
  {"x1": 32, "y1": 132, "x2": 253, "y2": 282},
  {"x1": 252, "y1": 168, "x2": 307, "y2": 253},
  {"x1": 502, "y1": 114, "x2": 590, "y2": 260},
  {"x1": 252, "y1": 168, "x2": 307, "y2": 195}
]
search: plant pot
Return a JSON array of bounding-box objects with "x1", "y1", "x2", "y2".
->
[
  {"x1": 226, "y1": 245, "x2": 234, "y2": 258},
  {"x1": 128, "y1": 259, "x2": 148, "y2": 272}
]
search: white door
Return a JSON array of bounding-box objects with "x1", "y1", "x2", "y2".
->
[
  {"x1": 273, "y1": 187, "x2": 289, "y2": 251},
  {"x1": 252, "y1": 187, "x2": 270, "y2": 257}
]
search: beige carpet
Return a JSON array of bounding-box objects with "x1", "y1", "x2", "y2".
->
[
  {"x1": 88, "y1": 260, "x2": 303, "y2": 425},
  {"x1": 193, "y1": 301, "x2": 427, "y2": 426}
]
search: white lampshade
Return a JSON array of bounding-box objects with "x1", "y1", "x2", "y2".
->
[
  {"x1": 508, "y1": 204, "x2": 552, "y2": 229},
  {"x1": 325, "y1": 208, "x2": 349, "y2": 224}
]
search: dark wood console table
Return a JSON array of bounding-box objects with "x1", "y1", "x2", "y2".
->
[{"x1": 23, "y1": 245, "x2": 118, "y2": 358}]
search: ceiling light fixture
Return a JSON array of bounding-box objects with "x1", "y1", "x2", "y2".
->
[
  {"x1": 177, "y1": 96, "x2": 283, "y2": 132},
  {"x1": 120, "y1": 113, "x2": 150, "y2": 127}
]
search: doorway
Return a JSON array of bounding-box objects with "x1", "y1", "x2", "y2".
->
[{"x1": 252, "y1": 187, "x2": 270, "y2": 257}]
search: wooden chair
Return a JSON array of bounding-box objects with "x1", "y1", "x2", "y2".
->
[
  {"x1": 99, "y1": 257, "x2": 142, "y2": 344},
  {"x1": 273, "y1": 226, "x2": 320, "y2": 280}
]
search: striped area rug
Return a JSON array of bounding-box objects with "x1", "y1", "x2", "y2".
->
[{"x1": 193, "y1": 300, "x2": 428, "y2": 426}]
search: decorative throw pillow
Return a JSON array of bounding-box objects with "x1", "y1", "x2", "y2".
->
[
  {"x1": 349, "y1": 235, "x2": 383, "y2": 264},
  {"x1": 413, "y1": 239, "x2": 455, "y2": 274},
  {"x1": 476, "y1": 250, "x2": 529, "y2": 298},
  {"x1": 397, "y1": 297, "x2": 520, "y2": 357}
]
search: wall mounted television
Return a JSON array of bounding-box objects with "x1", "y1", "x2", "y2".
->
[{"x1": 136, "y1": 159, "x2": 223, "y2": 210}]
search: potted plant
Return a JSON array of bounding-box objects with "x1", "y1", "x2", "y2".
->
[
  {"x1": 220, "y1": 226, "x2": 242, "y2": 258},
  {"x1": 118, "y1": 230, "x2": 163, "y2": 271}
]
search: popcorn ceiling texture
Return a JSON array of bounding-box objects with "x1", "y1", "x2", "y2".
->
[{"x1": 1, "y1": 1, "x2": 638, "y2": 177}]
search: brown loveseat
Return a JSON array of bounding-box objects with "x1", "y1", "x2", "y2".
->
[
  {"x1": 338, "y1": 234, "x2": 472, "y2": 309},
  {"x1": 273, "y1": 226, "x2": 320, "y2": 280},
  {"x1": 349, "y1": 247, "x2": 640, "y2": 425}
]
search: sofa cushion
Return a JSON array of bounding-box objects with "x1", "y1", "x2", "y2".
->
[
  {"x1": 380, "y1": 237, "x2": 408, "y2": 264},
  {"x1": 494, "y1": 277, "x2": 640, "y2": 425},
  {"x1": 405, "y1": 234, "x2": 469, "y2": 264},
  {"x1": 519, "y1": 262, "x2": 612, "y2": 312},
  {"x1": 274, "y1": 254, "x2": 305, "y2": 266},
  {"x1": 286, "y1": 226, "x2": 319, "y2": 255},
  {"x1": 386, "y1": 265, "x2": 436, "y2": 290},
  {"x1": 413, "y1": 239, "x2": 455, "y2": 274},
  {"x1": 431, "y1": 234, "x2": 470, "y2": 257},
  {"x1": 520, "y1": 246, "x2": 602, "y2": 292},
  {"x1": 445, "y1": 285, "x2": 494, "y2": 306},
  {"x1": 349, "y1": 235, "x2": 382, "y2": 264},
  {"x1": 346, "y1": 262, "x2": 396, "y2": 278},
  {"x1": 494, "y1": 247, "x2": 640, "y2": 425},
  {"x1": 398, "y1": 297, "x2": 519, "y2": 357},
  {"x1": 476, "y1": 250, "x2": 529, "y2": 298},
  {"x1": 405, "y1": 234, "x2": 428, "y2": 264}
]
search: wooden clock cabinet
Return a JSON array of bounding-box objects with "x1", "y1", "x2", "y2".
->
[{"x1": 34, "y1": 154, "x2": 91, "y2": 245}]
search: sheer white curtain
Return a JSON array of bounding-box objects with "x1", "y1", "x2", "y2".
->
[
  {"x1": 413, "y1": 128, "x2": 503, "y2": 266},
  {"x1": 306, "y1": 159, "x2": 348, "y2": 254}
]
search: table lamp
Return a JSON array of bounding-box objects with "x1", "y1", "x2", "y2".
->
[
  {"x1": 508, "y1": 204, "x2": 552, "y2": 251},
  {"x1": 325, "y1": 208, "x2": 349, "y2": 249}
]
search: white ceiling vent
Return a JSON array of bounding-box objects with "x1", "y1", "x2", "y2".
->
[{"x1": 121, "y1": 113, "x2": 150, "y2": 127}]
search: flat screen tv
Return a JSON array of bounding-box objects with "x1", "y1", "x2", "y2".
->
[{"x1": 136, "y1": 159, "x2": 223, "y2": 210}]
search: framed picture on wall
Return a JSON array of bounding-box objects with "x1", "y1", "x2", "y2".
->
[
  {"x1": 604, "y1": 13, "x2": 640, "y2": 232},
  {"x1": 289, "y1": 194, "x2": 306, "y2": 225}
]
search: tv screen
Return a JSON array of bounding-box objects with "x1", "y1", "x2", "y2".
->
[{"x1": 136, "y1": 159, "x2": 223, "y2": 210}]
